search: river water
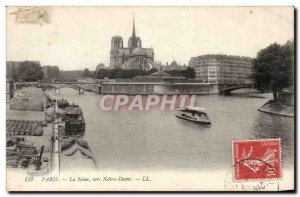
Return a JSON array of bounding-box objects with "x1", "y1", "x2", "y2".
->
[{"x1": 47, "y1": 87, "x2": 294, "y2": 172}]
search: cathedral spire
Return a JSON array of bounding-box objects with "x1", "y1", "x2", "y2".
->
[{"x1": 132, "y1": 14, "x2": 136, "y2": 38}]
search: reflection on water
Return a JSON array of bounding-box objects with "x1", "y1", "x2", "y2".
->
[
  {"x1": 47, "y1": 88, "x2": 294, "y2": 171},
  {"x1": 252, "y1": 113, "x2": 294, "y2": 168}
]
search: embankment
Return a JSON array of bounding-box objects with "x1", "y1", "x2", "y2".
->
[
  {"x1": 258, "y1": 100, "x2": 294, "y2": 118},
  {"x1": 10, "y1": 87, "x2": 47, "y2": 111}
]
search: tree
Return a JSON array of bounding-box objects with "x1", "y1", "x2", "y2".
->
[
  {"x1": 252, "y1": 41, "x2": 294, "y2": 101},
  {"x1": 95, "y1": 68, "x2": 158, "y2": 79},
  {"x1": 18, "y1": 61, "x2": 43, "y2": 82},
  {"x1": 9, "y1": 65, "x2": 19, "y2": 81},
  {"x1": 165, "y1": 69, "x2": 183, "y2": 77},
  {"x1": 183, "y1": 67, "x2": 196, "y2": 79},
  {"x1": 96, "y1": 63, "x2": 105, "y2": 71},
  {"x1": 165, "y1": 67, "x2": 195, "y2": 79},
  {"x1": 82, "y1": 68, "x2": 91, "y2": 78}
]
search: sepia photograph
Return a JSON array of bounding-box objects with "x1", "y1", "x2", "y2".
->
[{"x1": 5, "y1": 6, "x2": 294, "y2": 191}]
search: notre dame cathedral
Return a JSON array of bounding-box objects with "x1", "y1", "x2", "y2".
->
[{"x1": 109, "y1": 17, "x2": 155, "y2": 70}]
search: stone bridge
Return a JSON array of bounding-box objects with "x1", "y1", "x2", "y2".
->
[
  {"x1": 218, "y1": 83, "x2": 253, "y2": 95},
  {"x1": 40, "y1": 82, "x2": 102, "y2": 94},
  {"x1": 13, "y1": 81, "x2": 253, "y2": 95}
]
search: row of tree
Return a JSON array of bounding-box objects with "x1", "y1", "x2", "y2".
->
[
  {"x1": 9, "y1": 61, "x2": 44, "y2": 82},
  {"x1": 11, "y1": 65, "x2": 194, "y2": 82},
  {"x1": 93, "y1": 67, "x2": 196, "y2": 79},
  {"x1": 165, "y1": 67, "x2": 195, "y2": 79},
  {"x1": 94, "y1": 68, "x2": 158, "y2": 79},
  {"x1": 252, "y1": 40, "x2": 294, "y2": 100}
]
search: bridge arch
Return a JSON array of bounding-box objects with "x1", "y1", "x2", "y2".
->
[
  {"x1": 219, "y1": 84, "x2": 253, "y2": 95},
  {"x1": 79, "y1": 84, "x2": 102, "y2": 93}
]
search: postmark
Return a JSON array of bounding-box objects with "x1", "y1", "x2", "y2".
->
[
  {"x1": 232, "y1": 139, "x2": 281, "y2": 181},
  {"x1": 224, "y1": 158, "x2": 280, "y2": 191}
]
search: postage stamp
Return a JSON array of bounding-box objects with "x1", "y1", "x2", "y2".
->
[{"x1": 232, "y1": 139, "x2": 281, "y2": 181}]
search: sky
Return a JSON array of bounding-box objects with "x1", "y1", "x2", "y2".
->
[{"x1": 6, "y1": 6, "x2": 294, "y2": 70}]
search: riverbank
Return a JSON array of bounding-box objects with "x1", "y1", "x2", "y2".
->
[
  {"x1": 7, "y1": 86, "x2": 99, "y2": 177},
  {"x1": 10, "y1": 87, "x2": 47, "y2": 111},
  {"x1": 258, "y1": 100, "x2": 294, "y2": 118},
  {"x1": 230, "y1": 88, "x2": 271, "y2": 98},
  {"x1": 44, "y1": 90, "x2": 99, "y2": 174},
  {"x1": 6, "y1": 104, "x2": 53, "y2": 176},
  {"x1": 6, "y1": 87, "x2": 53, "y2": 176}
]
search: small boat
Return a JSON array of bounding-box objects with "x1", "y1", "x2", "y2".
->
[{"x1": 175, "y1": 106, "x2": 211, "y2": 125}]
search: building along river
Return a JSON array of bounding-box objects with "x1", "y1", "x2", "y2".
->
[{"x1": 46, "y1": 87, "x2": 294, "y2": 172}]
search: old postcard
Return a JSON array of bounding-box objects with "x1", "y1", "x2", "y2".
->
[{"x1": 6, "y1": 6, "x2": 294, "y2": 191}]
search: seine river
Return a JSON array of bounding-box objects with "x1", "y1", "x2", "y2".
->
[{"x1": 47, "y1": 87, "x2": 294, "y2": 171}]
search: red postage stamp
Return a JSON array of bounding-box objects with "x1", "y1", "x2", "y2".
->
[{"x1": 232, "y1": 139, "x2": 281, "y2": 181}]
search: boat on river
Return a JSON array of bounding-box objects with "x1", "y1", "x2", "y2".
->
[
  {"x1": 63, "y1": 104, "x2": 85, "y2": 135},
  {"x1": 175, "y1": 106, "x2": 211, "y2": 125}
]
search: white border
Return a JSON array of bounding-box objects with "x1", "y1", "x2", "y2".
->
[{"x1": 1, "y1": 1, "x2": 298, "y2": 196}]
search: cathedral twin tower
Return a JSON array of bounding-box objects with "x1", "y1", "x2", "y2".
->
[{"x1": 109, "y1": 17, "x2": 154, "y2": 70}]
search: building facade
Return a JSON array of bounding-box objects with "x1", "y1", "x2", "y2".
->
[
  {"x1": 109, "y1": 18, "x2": 154, "y2": 70},
  {"x1": 189, "y1": 54, "x2": 253, "y2": 84},
  {"x1": 159, "y1": 60, "x2": 188, "y2": 71}
]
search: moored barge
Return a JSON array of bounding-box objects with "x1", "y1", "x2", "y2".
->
[{"x1": 63, "y1": 104, "x2": 85, "y2": 135}]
